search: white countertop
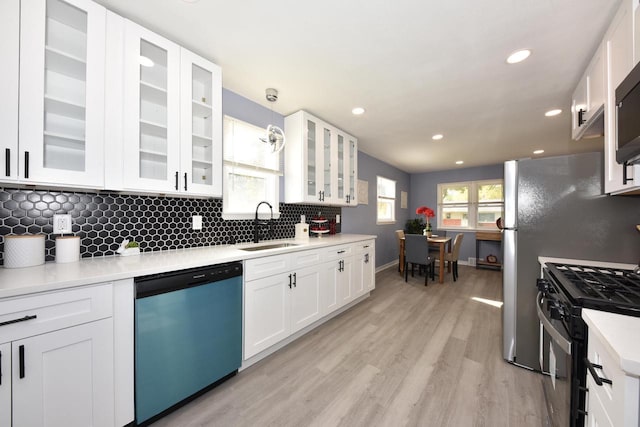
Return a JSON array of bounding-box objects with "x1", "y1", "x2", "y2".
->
[
  {"x1": 538, "y1": 256, "x2": 637, "y2": 271},
  {"x1": 582, "y1": 308, "x2": 640, "y2": 377},
  {"x1": 0, "y1": 234, "x2": 376, "y2": 299}
]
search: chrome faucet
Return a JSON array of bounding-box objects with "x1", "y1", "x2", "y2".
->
[{"x1": 253, "y1": 201, "x2": 274, "y2": 243}]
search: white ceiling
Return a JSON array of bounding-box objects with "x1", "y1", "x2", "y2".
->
[{"x1": 96, "y1": 0, "x2": 619, "y2": 173}]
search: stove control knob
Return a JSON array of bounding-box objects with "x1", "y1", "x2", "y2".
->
[
  {"x1": 536, "y1": 279, "x2": 549, "y2": 292},
  {"x1": 549, "y1": 302, "x2": 564, "y2": 320}
]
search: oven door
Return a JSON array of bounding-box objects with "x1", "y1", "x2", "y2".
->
[{"x1": 537, "y1": 292, "x2": 574, "y2": 427}]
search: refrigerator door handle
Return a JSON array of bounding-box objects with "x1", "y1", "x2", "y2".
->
[{"x1": 502, "y1": 228, "x2": 517, "y2": 362}]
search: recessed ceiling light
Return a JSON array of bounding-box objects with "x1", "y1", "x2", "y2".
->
[
  {"x1": 545, "y1": 109, "x2": 562, "y2": 117},
  {"x1": 432, "y1": 134, "x2": 444, "y2": 141},
  {"x1": 139, "y1": 56, "x2": 154, "y2": 67},
  {"x1": 352, "y1": 107, "x2": 365, "y2": 115},
  {"x1": 506, "y1": 49, "x2": 531, "y2": 64},
  {"x1": 455, "y1": 160, "x2": 464, "y2": 165},
  {"x1": 181, "y1": 0, "x2": 200, "y2": 3},
  {"x1": 533, "y1": 149, "x2": 545, "y2": 154}
]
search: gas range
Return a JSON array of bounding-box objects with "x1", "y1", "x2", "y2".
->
[{"x1": 545, "y1": 263, "x2": 640, "y2": 317}]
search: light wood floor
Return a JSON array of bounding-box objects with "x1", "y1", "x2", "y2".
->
[{"x1": 153, "y1": 266, "x2": 548, "y2": 427}]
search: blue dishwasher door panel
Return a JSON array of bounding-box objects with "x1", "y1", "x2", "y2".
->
[{"x1": 135, "y1": 276, "x2": 242, "y2": 424}]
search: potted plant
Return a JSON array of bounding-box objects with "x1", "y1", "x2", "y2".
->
[
  {"x1": 405, "y1": 217, "x2": 426, "y2": 234},
  {"x1": 416, "y1": 206, "x2": 435, "y2": 237}
]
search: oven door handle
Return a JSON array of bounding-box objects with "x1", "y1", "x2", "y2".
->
[{"x1": 536, "y1": 292, "x2": 572, "y2": 355}]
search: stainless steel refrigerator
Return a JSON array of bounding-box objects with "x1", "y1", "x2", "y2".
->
[{"x1": 502, "y1": 152, "x2": 640, "y2": 370}]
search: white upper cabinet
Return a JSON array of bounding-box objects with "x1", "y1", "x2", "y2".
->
[
  {"x1": 0, "y1": 1, "x2": 20, "y2": 182},
  {"x1": 179, "y1": 49, "x2": 222, "y2": 197},
  {"x1": 285, "y1": 110, "x2": 358, "y2": 206},
  {"x1": 604, "y1": 0, "x2": 640, "y2": 194},
  {"x1": 571, "y1": 42, "x2": 605, "y2": 140},
  {"x1": 110, "y1": 18, "x2": 222, "y2": 196},
  {"x1": 122, "y1": 20, "x2": 181, "y2": 193},
  {"x1": 14, "y1": 0, "x2": 106, "y2": 188}
]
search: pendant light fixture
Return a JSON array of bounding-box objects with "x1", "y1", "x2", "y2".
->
[{"x1": 260, "y1": 88, "x2": 286, "y2": 154}]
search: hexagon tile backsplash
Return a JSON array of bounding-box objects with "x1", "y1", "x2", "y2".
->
[{"x1": 0, "y1": 188, "x2": 341, "y2": 266}]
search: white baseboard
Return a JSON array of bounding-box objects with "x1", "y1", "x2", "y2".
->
[{"x1": 376, "y1": 260, "x2": 398, "y2": 273}]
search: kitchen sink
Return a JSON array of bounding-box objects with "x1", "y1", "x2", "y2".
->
[{"x1": 239, "y1": 243, "x2": 300, "y2": 251}]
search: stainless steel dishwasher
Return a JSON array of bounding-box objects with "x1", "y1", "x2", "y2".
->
[{"x1": 134, "y1": 262, "x2": 242, "y2": 426}]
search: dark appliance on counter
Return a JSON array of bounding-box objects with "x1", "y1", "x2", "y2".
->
[
  {"x1": 134, "y1": 262, "x2": 243, "y2": 426},
  {"x1": 537, "y1": 263, "x2": 640, "y2": 427},
  {"x1": 616, "y1": 60, "x2": 640, "y2": 166},
  {"x1": 502, "y1": 152, "x2": 640, "y2": 372}
]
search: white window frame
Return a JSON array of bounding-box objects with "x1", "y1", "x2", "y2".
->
[
  {"x1": 437, "y1": 179, "x2": 503, "y2": 231},
  {"x1": 222, "y1": 115, "x2": 281, "y2": 220},
  {"x1": 377, "y1": 176, "x2": 396, "y2": 224}
]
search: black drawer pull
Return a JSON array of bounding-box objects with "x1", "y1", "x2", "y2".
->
[
  {"x1": 19, "y1": 345, "x2": 25, "y2": 379},
  {"x1": 0, "y1": 350, "x2": 3, "y2": 385},
  {"x1": 24, "y1": 151, "x2": 29, "y2": 179},
  {"x1": 337, "y1": 250, "x2": 346, "y2": 254},
  {"x1": 585, "y1": 357, "x2": 613, "y2": 386},
  {"x1": 0, "y1": 314, "x2": 37, "y2": 328}
]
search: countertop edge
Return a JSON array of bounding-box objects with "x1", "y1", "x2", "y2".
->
[
  {"x1": 582, "y1": 308, "x2": 640, "y2": 377},
  {"x1": 0, "y1": 234, "x2": 377, "y2": 299}
]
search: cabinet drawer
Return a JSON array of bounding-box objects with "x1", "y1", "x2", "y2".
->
[
  {"x1": 290, "y1": 249, "x2": 322, "y2": 269},
  {"x1": 245, "y1": 254, "x2": 290, "y2": 281},
  {"x1": 0, "y1": 283, "x2": 113, "y2": 343},
  {"x1": 354, "y1": 240, "x2": 375, "y2": 254},
  {"x1": 324, "y1": 244, "x2": 353, "y2": 261}
]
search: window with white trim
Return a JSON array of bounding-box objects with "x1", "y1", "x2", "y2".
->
[
  {"x1": 438, "y1": 179, "x2": 503, "y2": 230},
  {"x1": 222, "y1": 116, "x2": 282, "y2": 219},
  {"x1": 377, "y1": 176, "x2": 396, "y2": 223}
]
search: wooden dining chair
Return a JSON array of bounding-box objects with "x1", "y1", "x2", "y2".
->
[
  {"x1": 404, "y1": 234, "x2": 435, "y2": 285},
  {"x1": 395, "y1": 229, "x2": 405, "y2": 272},
  {"x1": 444, "y1": 233, "x2": 464, "y2": 281}
]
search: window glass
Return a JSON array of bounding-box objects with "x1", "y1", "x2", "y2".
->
[
  {"x1": 437, "y1": 180, "x2": 503, "y2": 230},
  {"x1": 377, "y1": 176, "x2": 396, "y2": 223},
  {"x1": 222, "y1": 116, "x2": 281, "y2": 219}
]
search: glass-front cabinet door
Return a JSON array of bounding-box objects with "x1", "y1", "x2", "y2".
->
[
  {"x1": 348, "y1": 137, "x2": 357, "y2": 204},
  {"x1": 19, "y1": 0, "x2": 106, "y2": 187},
  {"x1": 122, "y1": 20, "x2": 180, "y2": 193},
  {"x1": 337, "y1": 134, "x2": 345, "y2": 202},
  {"x1": 180, "y1": 49, "x2": 222, "y2": 197},
  {"x1": 305, "y1": 118, "x2": 318, "y2": 200},
  {"x1": 322, "y1": 125, "x2": 332, "y2": 202}
]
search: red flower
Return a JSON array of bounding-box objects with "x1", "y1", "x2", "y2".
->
[{"x1": 416, "y1": 206, "x2": 435, "y2": 218}]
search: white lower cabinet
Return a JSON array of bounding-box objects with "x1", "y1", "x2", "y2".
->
[
  {"x1": 12, "y1": 319, "x2": 114, "y2": 427},
  {"x1": 244, "y1": 241, "x2": 376, "y2": 361},
  {"x1": 586, "y1": 326, "x2": 640, "y2": 427},
  {"x1": 244, "y1": 273, "x2": 292, "y2": 358},
  {"x1": 0, "y1": 281, "x2": 122, "y2": 427},
  {"x1": 0, "y1": 342, "x2": 10, "y2": 427}
]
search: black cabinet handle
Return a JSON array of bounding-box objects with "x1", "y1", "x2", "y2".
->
[
  {"x1": 19, "y1": 345, "x2": 25, "y2": 379},
  {"x1": 578, "y1": 109, "x2": 586, "y2": 126},
  {"x1": 288, "y1": 274, "x2": 292, "y2": 289},
  {"x1": 0, "y1": 349, "x2": 3, "y2": 385},
  {"x1": 293, "y1": 272, "x2": 297, "y2": 287},
  {"x1": 585, "y1": 357, "x2": 612, "y2": 386},
  {"x1": 24, "y1": 151, "x2": 29, "y2": 179},
  {"x1": 319, "y1": 191, "x2": 322, "y2": 201},
  {"x1": 0, "y1": 314, "x2": 37, "y2": 328},
  {"x1": 175, "y1": 171, "x2": 179, "y2": 190},
  {"x1": 337, "y1": 250, "x2": 346, "y2": 254},
  {"x1": 5, "y1": 148, "x2": 9, "y2": 177},
  {"x1": 184, "y1": 173, "x2": 188, "y2": 191},
  {"x1": 365, "y1": 254, "x2": 369, "y2": 264},
  {"x1": 623, "y1": 161, "x2": 633, "y2": 185}
]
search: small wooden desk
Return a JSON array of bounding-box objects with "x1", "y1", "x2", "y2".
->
[{"x1": 399, "y1": 236, "x2": 452, "y2": 284}]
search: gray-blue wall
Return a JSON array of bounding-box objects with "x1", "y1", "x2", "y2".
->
[
  {"x1": 341, "y1": 152, "x2": 411, "y2": 269},
  {"x1": 409, "y1": 164, "x2": 504, "y2": 263}
]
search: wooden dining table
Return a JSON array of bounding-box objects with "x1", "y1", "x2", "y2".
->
[{"x1": 399, "y1": 235, "x2": 452, "y2": 284}]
